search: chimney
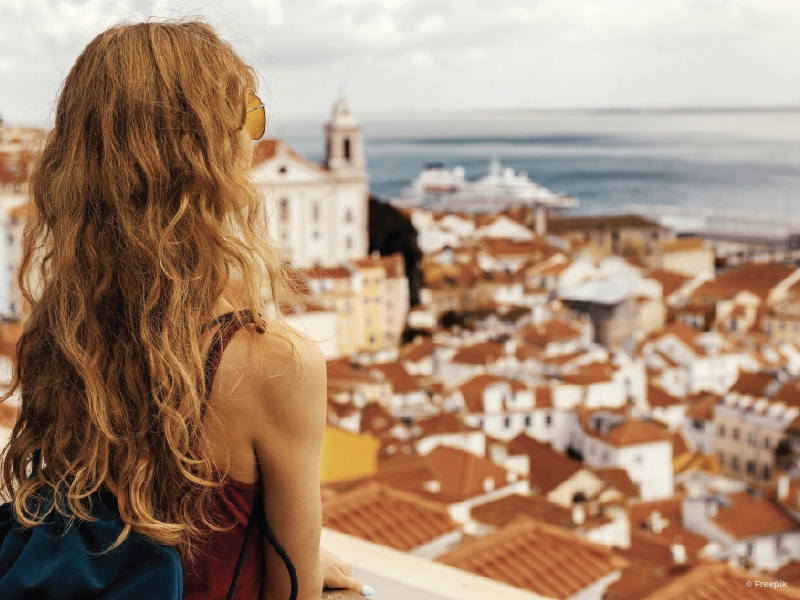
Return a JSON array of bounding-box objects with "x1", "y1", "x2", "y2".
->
[
  {"x1": 423, "y1": 480, "x2": 441, "y2": 493},
  {"x1": 649, "y1": 510, "x2": 666, "y2": 535},
  {"x1": 778, "y1": 474, "x2": 790, "y2": 501},
  {"x1": 483, "y1": 478, "x2": 496, "y2": 493},
  {"x1": 572, "y1": 504, "x2": 586, "y2": 525},
  {"x1": 671, "y1": 535, "x2": 687, "y2": 565},
  {"x1": 505, "y1": 340, "x2": 517, "y2": 356}
]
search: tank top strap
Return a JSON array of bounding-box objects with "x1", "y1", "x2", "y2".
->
[{"x1": 202, "y1": 310, "x2": 265, "y2": 414}]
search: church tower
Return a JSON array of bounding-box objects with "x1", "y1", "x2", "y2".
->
[{"x1": 324, "y1": 98, "x2": 366, "y2": 180}]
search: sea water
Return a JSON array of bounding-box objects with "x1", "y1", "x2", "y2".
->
[{"x1": 282, "y1": 109, "x2": 800, "y2": 217}]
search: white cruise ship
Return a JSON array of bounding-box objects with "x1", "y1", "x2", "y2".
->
[{"x1": 392, "y1": 158, "x2": 578, "y2": 214}]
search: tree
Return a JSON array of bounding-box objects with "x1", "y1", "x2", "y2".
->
[{"x1": 368, "y1": 195, "x2": 423, "y2": 306}]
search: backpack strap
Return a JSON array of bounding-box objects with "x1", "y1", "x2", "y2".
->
[
  {"x1": 228, "y1": 491, "x2": 299, "y2": 600},
  {"x1": 202, "y1": 310, "x2": 298, "y2": 600}
]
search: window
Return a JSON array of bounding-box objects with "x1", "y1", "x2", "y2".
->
[
  {"x1": 764, "y1": 437, "x2": 771, "y2": 449},
  {"x1": 718, "y1": 424, "x2": 726, "y2": 437},
  {"x1": 346, "y1": 237, "x2": 353, "y2": 250},
  {"x1": 718, "y1": 452, "x2": 725, "y2": 466},
  {"x1": 312, "y1": 203, "x2": 320, "y2": 222},
  {"x1": 524, "y1": 415, "x2": 532, "y2": 427},
  {"x1": 763, "y1": 465, "x2": 771, "y2": 481},
  {"x1": 732, "y1": 427, "x2": 739, "y2": 441},
  {"x1": 746, "y1": 460, "x2": 756, "y2": 476},
  {"x1": 345, "y1": 209, "x2": 353, "y2": 223},
  {"x1": 504, "y1": 417, "x2": 511, "y2": 428},
  {"x1": 279, "y1": 198, "x2": 288, "y2": 222},
  {"x1": 693, "y1": 419, "x2": 704, "y2": 430},
  {"x1": 344, "y1": 138, "x2": 351, "y2": 160},
  {"x1": 278, "y1": 165, "x2": 287, "y2": 174},
  {"x1": 732, "y1": 456, "x2": 739, "y2": 471},
  {"x1": 747, "y1": 432, "x2": 756, "y2": 446},
  {"x1": 546, "y1": 414, "x2": 552, "y2": 426}
]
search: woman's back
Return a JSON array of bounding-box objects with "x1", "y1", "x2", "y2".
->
[{"x1": 0, "y1": 19, "x2": 367, "y2": 600}]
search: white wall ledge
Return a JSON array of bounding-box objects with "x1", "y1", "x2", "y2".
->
[{"x1": 321, "y1": 527, "x2": 552, "y2": 600}]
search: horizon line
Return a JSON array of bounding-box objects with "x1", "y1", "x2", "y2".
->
[{"x1": 275, "y1": 104, "x2": 800, "y2": 122}]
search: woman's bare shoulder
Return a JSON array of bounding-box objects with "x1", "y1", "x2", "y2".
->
[{"x1": 226, "y1": 318, "x2": 327, "y2": 429}]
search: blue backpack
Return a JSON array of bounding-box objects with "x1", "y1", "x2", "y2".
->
[
  {"x1": 0, "y1": 311, "x2": 298, "y2": 599},
  {"x1": 0, "y1": 487, "x2": 184, "y2": 599}
]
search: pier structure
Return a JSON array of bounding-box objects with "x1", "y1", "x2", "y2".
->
[{"x1": 623, "y1": 204, "x2": 800, "y2": 266}]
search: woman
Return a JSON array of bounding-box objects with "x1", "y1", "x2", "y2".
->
[{"x1": 0, "y1": 20, "x2": 368, "y2": 600}]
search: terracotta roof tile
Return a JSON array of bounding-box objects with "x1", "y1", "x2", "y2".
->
[
  {"x1": 729, "y1": 372, "x2": 775, "y2": 397},
  {"x1": 451, "y1": 342, "x2": 505, "y2": 366},
  {"x1": 648, "y1": 384, "x2": 682, "y2": 408},
  {"x1": 399, "y1": 338, "x2": 435, "y2": 362},
  {"x1": 711, "y1": 491, "x2": 800, "y2": 540},
  {"x1": 322, "y1": 482, "x2": 458, "y2": 551},
  {"x1": 379, "y1": 254, "x2": 406, "y2": 278},
  {"x1": 521, "y1": 320, "x2": 582, "y2": 347},
  {"x1": 535, "y1": 386, "x2": 553, "y2": 408},
  {"x1": 360, "y1": 402, "x2": 400, "y2": 437},
  {"x1": 457, "y1": 374, "x2": 505, "y2": 413},
  {"x1": 774, "y1": 381, "x2": 800, "y2": 408},
  {"x1": 603, "y1": 552, "x2": 694, "y2": 600},
  {"x1": 583, "y1": 415, "x2": 672, "y2": 448},
  {"x1": 507, "y1": 434, "x2": 583, "y2": 494},
  {"x1": 671, "y1": 430, "x2": 691, "y2": 457},
  {"x1": 775, "y1": 560, "x2": 800, "y2": 588},
  {"x1": 471, "y1": 493, "x2": 610, "y2": 530},
  {"x1": 370, "y1": 362, "x2": 418, "y2": 394},
  {"x1": 685, "y1": 392, "x2": 719, "y2": 421},
  {"x1": 437, "y1": 516, "x2": 627, "y2": 599},
  {"x1": 691, "y1": 263, "x2": 796, "y2": 302},
  {"x1": 560, "y1": 362, "x2": 616, "y2": 385},
  {"x1": 374, "y1": 446, "x2": 511, "y2": 504},
  {"x1": 596, "y1": 467, "x2": 640, "y2": 499},
  {"x1": 252, "y1": 138, "x2": 329, "y2": 173},
  {"x1": 630, "y1": 497, "x2": 683, "y2": 525},
  {"x1": 646, "y1": 563, "x2": 800, "y2": 600},
  {"x1": 414, "y1": 412, "x2": 479, "y2": 436}
]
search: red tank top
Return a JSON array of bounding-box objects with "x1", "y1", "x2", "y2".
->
[{"x1": 182, "y1": 311, "x2": 266, "y2": 600}]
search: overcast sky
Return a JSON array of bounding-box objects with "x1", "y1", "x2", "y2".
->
[{"x1": 2, "y1": 0, "x2": 800, "y2": 128}]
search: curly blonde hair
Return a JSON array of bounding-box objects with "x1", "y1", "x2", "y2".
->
[{"x1": 1, "y1": 20, "x2": 293, "y2": 558}]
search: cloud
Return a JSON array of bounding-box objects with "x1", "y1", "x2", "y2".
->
[{"x1": 1, "y1": 0, "x2": 800, "y2": 125}]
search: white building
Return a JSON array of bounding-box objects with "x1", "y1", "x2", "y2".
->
[
  {"x1": 252, "y1": 98, "x2": 369, "y2": 268},
  {"x1": 572, "y1": 411, "x2": 674, "y2": 500}
]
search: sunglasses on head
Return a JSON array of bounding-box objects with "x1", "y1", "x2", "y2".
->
[{"x1": 245, "y1": 93, "x2": 266, "y2": 140}]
